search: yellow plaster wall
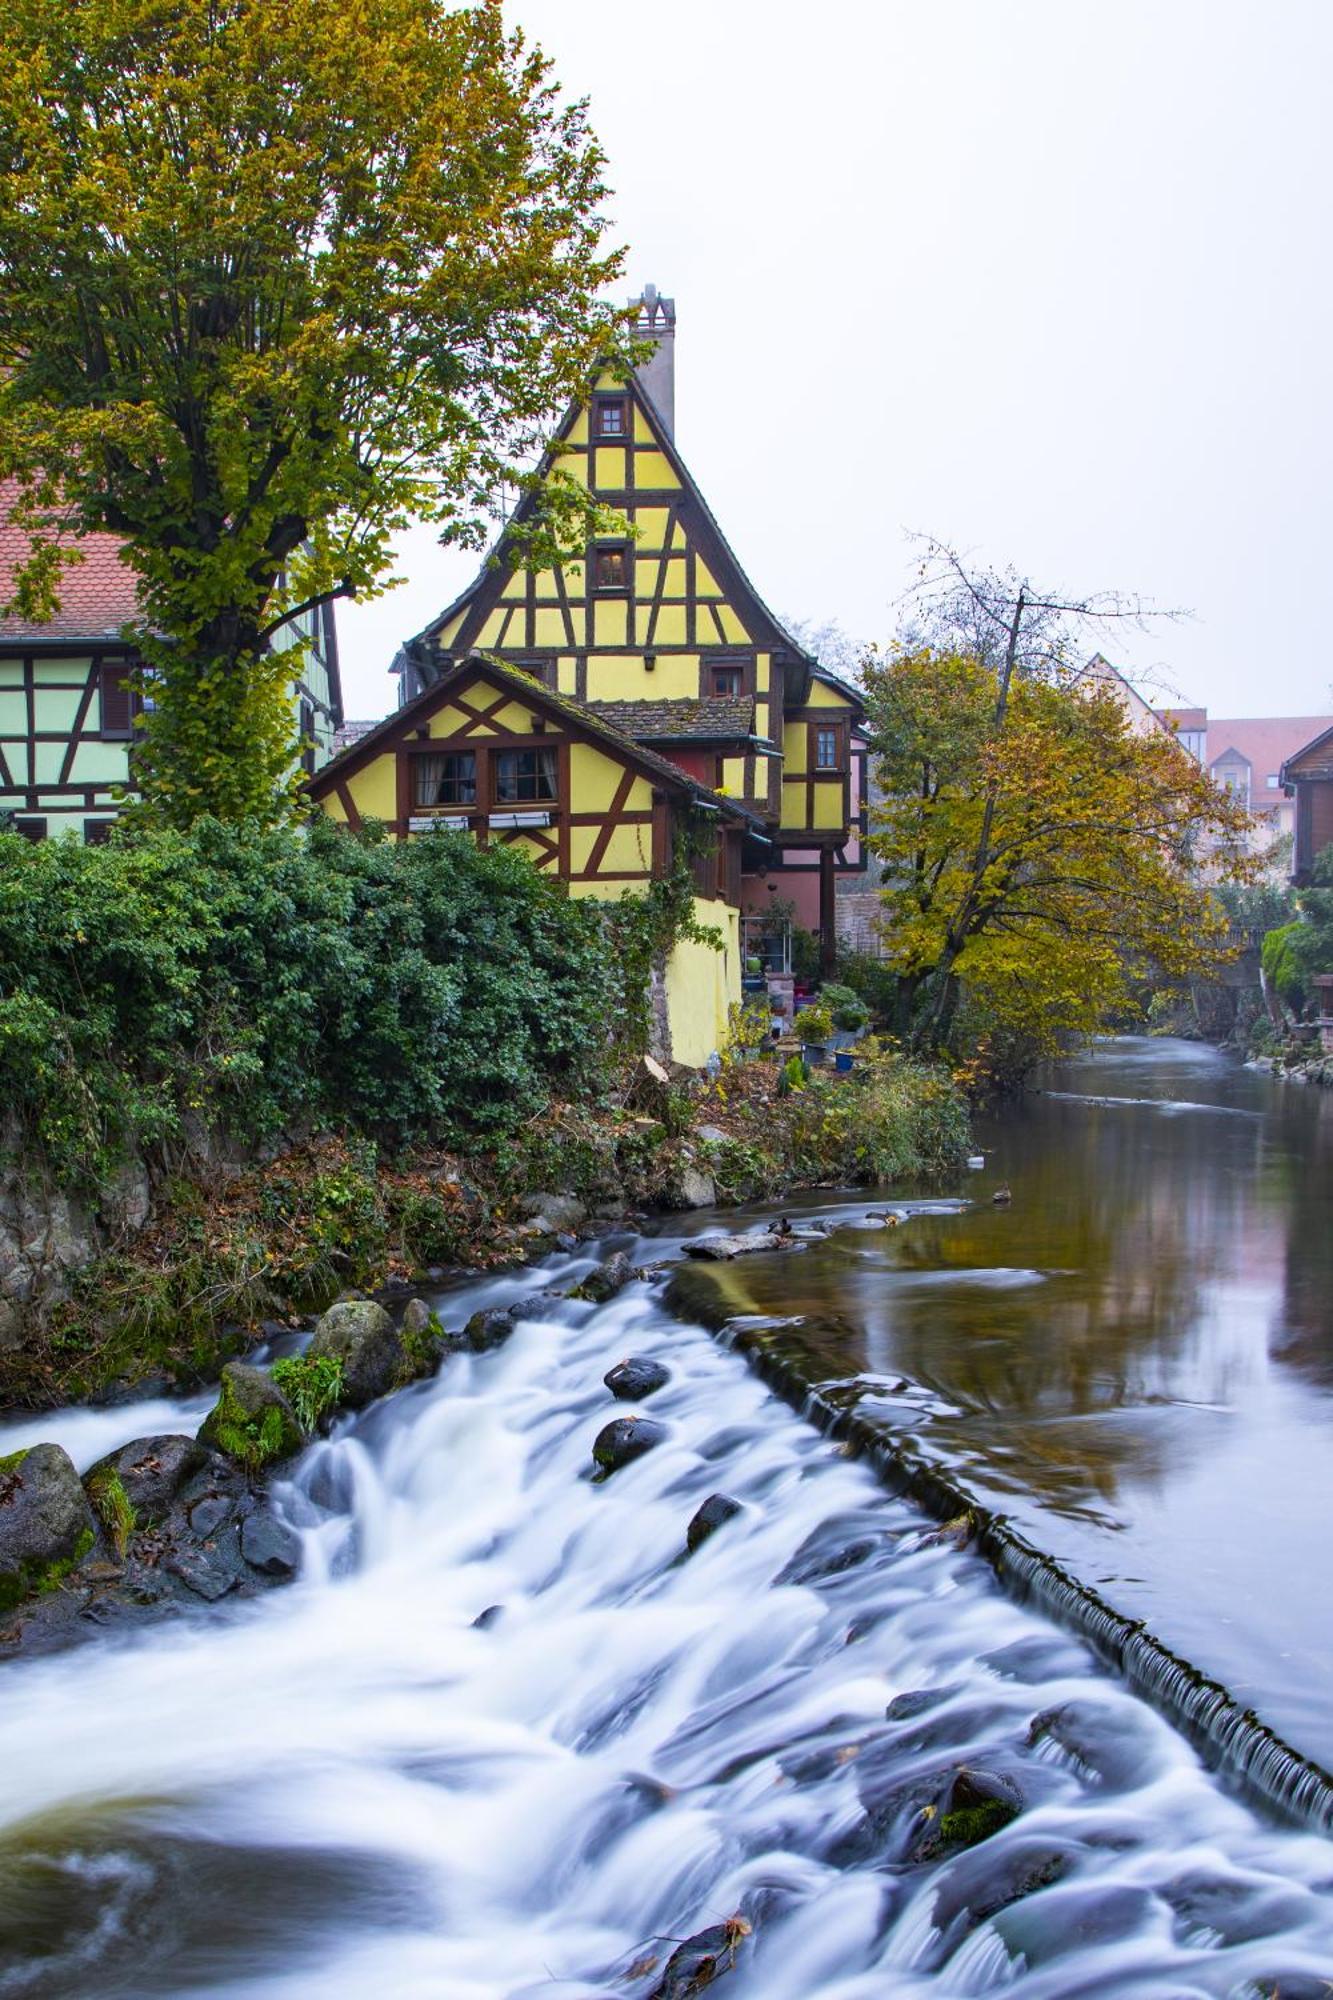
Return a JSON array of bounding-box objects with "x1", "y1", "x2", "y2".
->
[
  {"x1": 721, "y1": 757, "x2": 746, "y2": 794},
  {"x1": 594, "y1": 448, "x2": 627, "y2": 488},
  {"x1": 651, "y1": 605, "x2": 688, "y2": 646},
  {"x1": 567, "y1": 741, "x2": 652, "y2": 813},
  {"x1": 663, "y1": 898, "x2": 741, "y2": 1067},
  {"x1": 813, "y1": 783, "x2": 846, "y2": 831},
  {"x1": 585, "y1": 654, "x2": 698, "y2": 701},
  {"x1": 634, "y1": 450, "x2": 680, "y2": 489},
  {"x1": 784, "y1": 721, "x2": 808, "y2": 775},
  {"x1": 426, "y1": 703, "x2": 472, "y2": 737},
  {"x1": 345, "y1": 758, "x2": 398, "y2": 823},
  {"x1": 808, "y1": 680, "x2": 855, "y2": 709}
]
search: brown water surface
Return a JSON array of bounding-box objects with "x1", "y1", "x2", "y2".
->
[{"x1": 693, "y1": 1036, "x2": 1333, "y2": 1769}]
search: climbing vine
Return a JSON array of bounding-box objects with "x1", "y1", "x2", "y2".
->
[{"x1": 595, "y1": 808, "x2": 724, "y2": 1060}]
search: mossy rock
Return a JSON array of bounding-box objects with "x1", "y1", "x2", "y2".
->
[
  {"x1": 0, "y1": 1443, "x2": 98, "y2": 1612},
  {"x1": 198, "y1": 1362, "x2": 306, "y2": 1472},
  {"x1": 308, "y1": 1299, "x2": 401, "y2": 1409}
]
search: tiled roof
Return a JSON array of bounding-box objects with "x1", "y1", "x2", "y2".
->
[
  {"x1": 587, "y1": 696, "x2": 758, "y2": 741},
  {"x1": 1207, "y1": 716, "x2": 1333, "y2": 784},
  {"x1": 333, "y1": 719, "x2": 380, "y2": 756},
  {"x1": 0, "y1": 478, "x2": 142, "y2": 642}
]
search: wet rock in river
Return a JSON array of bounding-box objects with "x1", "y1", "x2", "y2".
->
[
  {"x1": 400, "y1": 1296, "x2": 433, "y2": 1339},
  {"x1": 604, "y1": 1356, "x2": 670, "y2": 1400},
  {"x1": 685, "y1": 1493, "x2": 742, "y2": 1553},
  {"x1": 579, "y1": 1252, "x2": 636, "y2": 1304},
  {"x1": 309, "y1": 1299, "x2": 402, "y2": 1409},
  {"x1": 910, "y1": 1767, "x2": 1024, "y2": 1862},
  {"x1": 239, "y1": 1510, "x2": 302, "y2": 1578},
  {"x1": 648, "y1": 1919, "x2": 752, "y2": 1997},
  {"x1": 592, "y1": 1416, "x2": 666, "y2": 1476},
  {"x1": 464, "y1": 1305, "x2": 518, "y2": 1351},
  {"x1": 684, "y1": 1232, "x2": 803, "y2": 1261},
  {"x1": 0, "y1": 1442, "x2": 96, "y2": 1609}
]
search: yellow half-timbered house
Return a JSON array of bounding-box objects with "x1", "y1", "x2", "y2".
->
[
  {"x1": 392, "y1": 289, "x2": 866, "y2": 964},
  {"x1": 310, "y1": 289, "x2": 866, "y2": 1061}
]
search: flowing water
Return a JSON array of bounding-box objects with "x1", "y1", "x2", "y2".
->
[
  {"x1": 3, "y1": 1226, "x2": 1333, "y2": 1995},
  {"x1": 682, "y1": 1037, "x2": 1333, "y2": 1777}
]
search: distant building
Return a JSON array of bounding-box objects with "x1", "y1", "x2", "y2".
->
[
  {"x1": 1157, "y1": 707, "x2": 1333, "y2": 868},
  {"x1": 0, "y1": 479, "x2": 343, "y2": 840}
]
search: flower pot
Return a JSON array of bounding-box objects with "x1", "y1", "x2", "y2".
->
[
  {"x1": 801, "y1": 1041, "x2": 829, "y2": 1066},
  {"x1": 834, "y1": 1049, "x2": 854, "y2": 1074}
]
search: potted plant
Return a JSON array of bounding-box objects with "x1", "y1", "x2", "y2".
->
[
  {"x1": 798, "y1": 1000, "x2": 833, "y2": 1065},
  {"x1": 821, "y1": 982, "x2": 870, "y2": 1046}
]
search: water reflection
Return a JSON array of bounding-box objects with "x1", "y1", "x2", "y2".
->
[{"x1": 690, "y1": 1039, "x2": 1333, "y2": 1766}]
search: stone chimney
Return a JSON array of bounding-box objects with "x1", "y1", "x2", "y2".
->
[{"x1": 630, "y1": 284, "x2": 676, "y2": 438}]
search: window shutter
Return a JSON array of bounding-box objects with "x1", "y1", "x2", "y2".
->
[{"x1": 99, "y1": 663, "x2": 134, "y2": 738}]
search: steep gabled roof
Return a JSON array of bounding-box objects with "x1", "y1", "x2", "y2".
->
[
  {"x1": 1209, "y1": 717, "x2": 1333, "y2": 786},
  {"x1": 308, "y1": 650, "x2": 763, "y2": 830},
  {"x1": 403, "y1": 366, "x2": 824, "y2": 691}
]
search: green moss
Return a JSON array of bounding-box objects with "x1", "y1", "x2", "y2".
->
[
  {"x1": 397, "y1": 1312, "x2": 446, "y2": 1384},
  {"x1": 201, "y1": 1373, "x2": 305, "y2": 1472},
  {"x1": 270, "y1": 1354, "x2": 344, "y2": 1431},
  {"x1": 0, "y1": 1526, "x2": 96, "y2": 1614},
  {"x1": 937, "y1": 1800, "x2": 1017, "y2": 1847},
  {"x1": 87, "y1": 1468, "x2": 136, "y2": 1558}
]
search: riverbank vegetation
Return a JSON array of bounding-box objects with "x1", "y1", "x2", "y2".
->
[{"x1": 0, "y1": 822, "x2": 968, "y2": 1409}]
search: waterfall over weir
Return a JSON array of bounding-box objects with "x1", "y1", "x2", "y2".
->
[{"x1": 2, "y1": 1267, "x2": 1333, "y2": 1996}]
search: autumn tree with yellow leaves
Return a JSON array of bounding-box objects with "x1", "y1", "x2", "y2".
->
[
  {"x1": 0, "y1": 0, "x2": 625, "y2": 822},
  {"x1": 864, "y1": 646, "x2": 1258, "y2": 1055}
]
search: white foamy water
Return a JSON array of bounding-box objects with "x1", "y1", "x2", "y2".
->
[{"x1": 1, "y1": 1271, "x2": 1331, "y2": 1996}]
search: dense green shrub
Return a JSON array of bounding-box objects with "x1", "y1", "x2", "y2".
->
[{"x1": 0, "y1": 819, "x2": 614, "y2": 1184}]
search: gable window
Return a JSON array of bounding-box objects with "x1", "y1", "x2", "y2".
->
[
  {"x1": 495, "y1": 747, "x2": 558, "y2": 804},
  {"x1": 710, "y1": 664, "x2": 745, "y2": 698},
  {"x1": 99, "y1": 661, "x2": 139, "y2": 740},
  {"x1": 594, "y1": 545, "x2": 628, "y2": 591},
  {"x1": 516, "y1": 657, "x2": 557, "y2": 690},
  {"x1": 414, "y1": 751, "x2": 477, "y2": 808},
  {"x1": 595, "y1": 398, "x2": 628, "y2": 439},
  {"x1": 814, "y1": 725, "x2": 843, "y2": 772}
]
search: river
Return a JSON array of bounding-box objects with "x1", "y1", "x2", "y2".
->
[
  {"x1": 2, "y1": 1038, "x2": 1333, "y2": 1994},
  {"x1": 680, "y1": 1036, "x2": 1333, "y2": 1776}
]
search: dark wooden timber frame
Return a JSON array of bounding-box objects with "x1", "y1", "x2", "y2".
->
[{"x1": 0, "y1": 642, "x2": 139, "y2": 816}]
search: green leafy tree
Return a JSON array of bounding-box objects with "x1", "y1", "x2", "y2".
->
[
  {"x1": 0, "y1": 0, "x2": 625, "y2": 822},
  {"x1": 864, "y1": 645, "x2": 1258, "y2": 1053}
]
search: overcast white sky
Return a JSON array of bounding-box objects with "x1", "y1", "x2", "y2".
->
[{"x1": 338, "y1": 0, "x2": 1333, "y2": 724}]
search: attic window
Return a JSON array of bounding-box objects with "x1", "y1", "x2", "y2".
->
[
  {"x1": 596, "y1": 398, "x2": 628, "y2": 439},
  {"x1": 710, "y1": 664, "x2": 744, "y2": 698},
  {"x1": 594, "y1": 545, "x2": 628, "y2": 590}
]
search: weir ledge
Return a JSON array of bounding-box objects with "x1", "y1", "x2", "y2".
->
[{"x1": 661, "y1": 1263, "x2": 1333, "y2": 1838}]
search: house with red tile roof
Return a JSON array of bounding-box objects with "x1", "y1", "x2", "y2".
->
[{"x1": 1156, "y1": 707, "x2": 1333, "y2": 873}]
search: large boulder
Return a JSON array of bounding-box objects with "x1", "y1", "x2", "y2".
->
[
  {"x1": 0, "y1": 1443, "x2": 96, "y2": 1608},
  {"x1": 519, "y1": 1192, "x2": 587, "y2": 1234},
  {"x1": 308, "y1": 1298, "x2": 402, "y2": 1409},
  {"x1": 84, "y1": 1434, "x2": 209, "y2": 1526},
  {"x1": 198, "y1": 1362, "x2": 307, "y2": 1470},
  {"x1": 669, "y1": 1166, "x2": 717, "y2": 1211}
]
